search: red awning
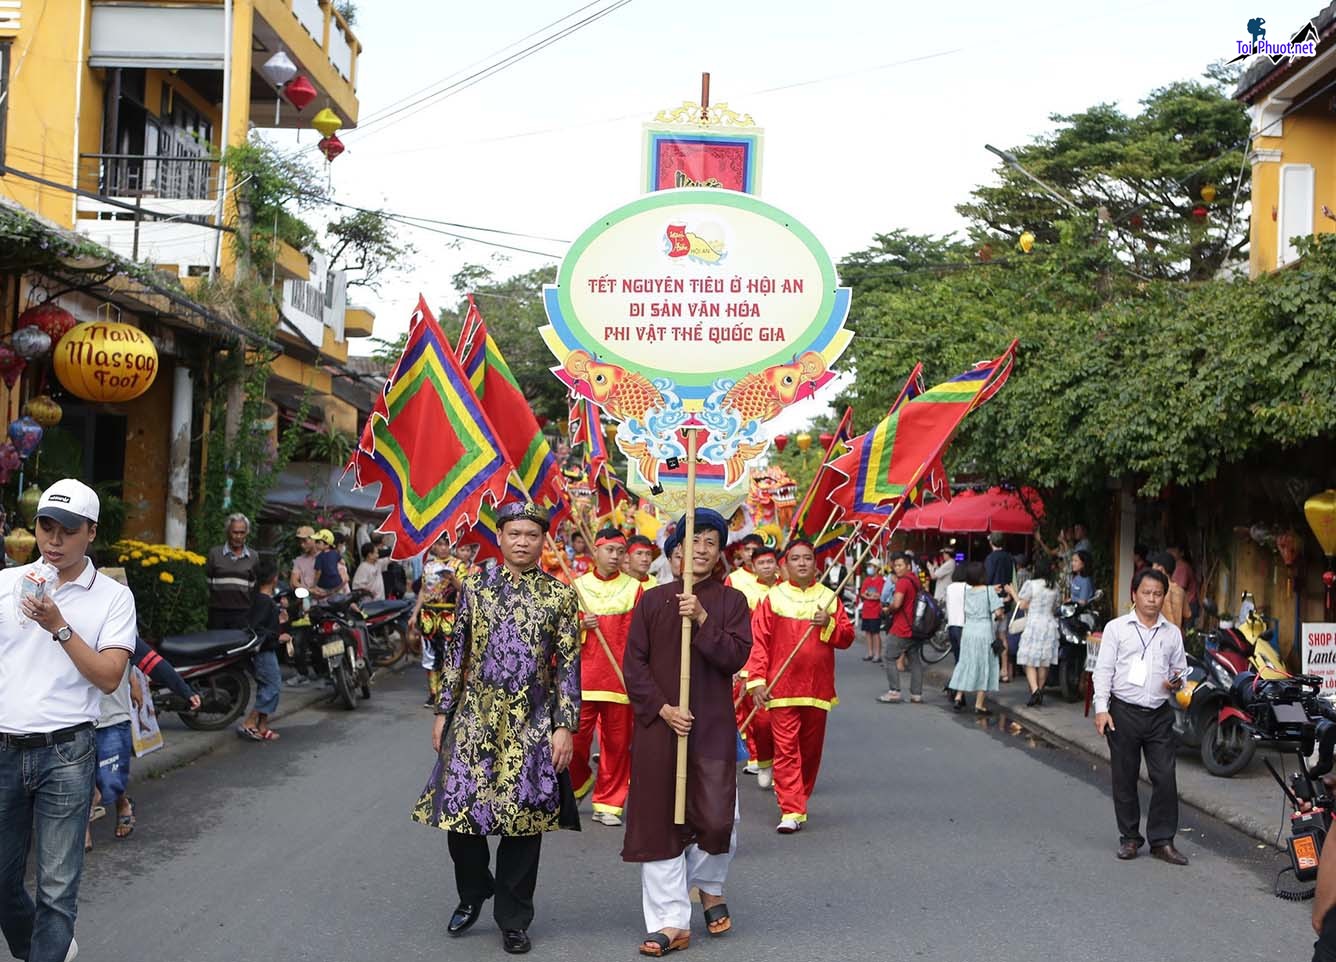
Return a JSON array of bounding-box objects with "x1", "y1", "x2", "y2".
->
[{"x1": 901, "y1": 487, "x2": 1043, "y2": 534}]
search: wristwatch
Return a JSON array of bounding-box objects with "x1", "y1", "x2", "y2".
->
[{"x1": 52, "y1": 625, "x2": 72, "y2": 644}]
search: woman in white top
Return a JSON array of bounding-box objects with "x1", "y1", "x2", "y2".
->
[
  {"x1": 1005, "y1": 554, "x2": 1061, "y2": 707},
  {"x1": 927, "y1": 549, "x2": 956, "y2": 603},
  {"x1": 942, "y1": 567, "x2": 968, "y2": 696}
]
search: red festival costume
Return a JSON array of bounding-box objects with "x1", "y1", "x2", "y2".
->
[
  {"x1": 568, "y1": 569, "x2": 643, "y2": 817},
  {"x1": 725, "y1": 568, "x2": 774, "y2": 770},
  {"x1": 745, "y1": 581, "x2": 854, "y2": 824}
]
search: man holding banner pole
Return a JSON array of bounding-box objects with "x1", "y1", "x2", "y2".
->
[{"x1": 621, "y1": 508, "x2": 752, "y2": 956}]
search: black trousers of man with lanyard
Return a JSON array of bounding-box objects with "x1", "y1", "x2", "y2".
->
[{"x1": 1107, "y1": 697, "x2": 1178, "y2": 847}]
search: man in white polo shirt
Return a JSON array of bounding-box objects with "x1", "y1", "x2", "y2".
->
[{"x1": 0, "y1": 479, "x2": 137, "y2": 962}]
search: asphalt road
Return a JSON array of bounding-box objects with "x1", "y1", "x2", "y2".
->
[{"x1": 69, "y1": 649, "x2": 1314, "y2": 962}]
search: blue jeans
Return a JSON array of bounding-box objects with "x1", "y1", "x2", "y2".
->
[
  {"x1": 0, "y1": 727, "x2": 96, "y2": 962},
  {"x1": 253, "y1": 650, "x2": 281, "y2": 715},
  {"x1": 94, "y1": 722, "x2": 132, "y2": 808}
]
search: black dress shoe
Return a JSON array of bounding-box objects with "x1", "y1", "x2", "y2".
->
[
  {"x1": 1116, "y1": 841, "x2": 1139, "y2": 860},
  {"x1": 502, "y1": 929, "x2": 532, "y2": 954},
  {"x1": 447, "y1": 903, "x2": 482, "y2": 935},
  {"x1": 1151, "y1": 844, "x2": 1189, "y2": 866}
]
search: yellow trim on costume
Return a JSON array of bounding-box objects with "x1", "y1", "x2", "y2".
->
[
  {"x1": 746, "y1": 678, "x2": 767, "y2": 691},
  {"x1": 781, "y1": 812, "x2": 809, "y2": 823},
  {"x1": 767, "y1": 696, "x2": 838, "y2": 711},
  {"x1": 753, "y1": 759, "x2": 774, "y2": 769},
  {"x1": 582, "y1": 690, "x2": 631, "y2": 705},
  {"x1": 591, "y1": 803, "x2": 625, "y2": 816},
  {"x1": 767, "y1": 581, "x2": 839, "y2": 641},
  {"x1": 574, "y1": 571, "x2": 642, "y2": 615},
  {"x1": 573, "y1": 774, "x2": 595, "y2": 799}
]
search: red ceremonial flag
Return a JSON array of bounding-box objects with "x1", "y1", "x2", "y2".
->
[
  {"x1": 454, "y1": 295, "x2": 566, "y2": 510},
  {"x1": 830, "y1": 344, "x2": 1017, "y2": 524},
  {"x1": 787, "y1": 406, "x2": 855, "y2": 543},
  {"x1": 348, "y1": 296, "x2": 512, "y2": 559}
]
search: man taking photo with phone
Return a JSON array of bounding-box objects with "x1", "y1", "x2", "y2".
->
[{"x1": 0, "y1": 479, "x2": 138, "y2": 962}]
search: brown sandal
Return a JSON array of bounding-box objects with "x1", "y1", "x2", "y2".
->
[
  {"x1": 703, "y1": 903, "x2": 731, "y2": 935},
  {"x1": 640, "y1": 931, "x2": 690, "y2": 956}
]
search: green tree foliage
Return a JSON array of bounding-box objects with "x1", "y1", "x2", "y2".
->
[
  {"x1": 957, "y1": 77, "x2": 1250, "y2": 281},
  {"x1": 841, "y1": 222, "x2": 1336, "y2": 502},
  {"x1": 434, "y1": 262, "x2": 567, "y2": 422},
  {"x1": 326, "y1": 209, "x2": 416, "y2": 292}
]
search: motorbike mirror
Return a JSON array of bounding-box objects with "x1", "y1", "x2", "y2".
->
[
  {"x1": 295, "y1": 587, "x2": 310, "y2": 600},
  {"x1": 1091, "y1": 589, "x2": 1104, "y2": 601}
]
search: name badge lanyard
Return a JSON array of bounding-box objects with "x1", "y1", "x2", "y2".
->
[{"x1": 1131, "y1": 623, "x2": 1161, "y2": 662}]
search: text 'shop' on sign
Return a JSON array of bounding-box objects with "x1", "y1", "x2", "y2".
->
[{"x1": 540, "y1": 188, "x2": 852, "y2": 489}]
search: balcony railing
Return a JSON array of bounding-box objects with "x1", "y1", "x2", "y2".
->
[{"x1": 78, "y1": 153, "x2": 220, "y2": 203}]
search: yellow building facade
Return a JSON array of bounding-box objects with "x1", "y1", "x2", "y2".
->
[{"x1": 0, "y1": 0, "x2": 376, "y2": 546}]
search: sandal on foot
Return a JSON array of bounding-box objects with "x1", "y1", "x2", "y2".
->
[
  {"x1": 257, "y1": 729, "x2": 281, "y2": 741},
  {"x1": 640, "y1": 932, "x2": 689, "y2": 956},
  {"x1": 703, "y1": 903, "x2": 731, "y2": 936},
  {"x1": 975, "y1": 707, "x2": 992, "y2": 716},
  {"x1": 876, "y1": 691, "x2": 902, "y2": 704},
  {"x1": 115, "y1": 799, "x2": 135, "y2": 839},
  {"x1": 237, "y1": 725, "x2": 263, "y2": 742}
]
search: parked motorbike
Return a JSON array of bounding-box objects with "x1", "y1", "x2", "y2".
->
[
  {"x1": 356, "y1": 595, "x2": 414, "y2": 669},
  {"x1": 301, "y1": 588, "x2": 373, "y2": 710},
  {"x1": 151, "y1": 628, "x2": 261, "y2": 731},
  {"x1": 1052, "y1": 590, "x2": 1102, "y2": 703}
]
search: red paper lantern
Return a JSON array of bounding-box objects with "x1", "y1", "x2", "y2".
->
[
  {"x1": 18, "y1": 301, "x2": 77, "y2": 345},
  {"x1": 283, "y1": 75, "x2": 317, "y2": 112},
  {"x1": 819, "y1": 432, "x2": 834, "y2": 448},
  {"x1": 1128, "y1": 213, "x2": 1144, "y2": 229},
  {"x1": 318, "y1": 134, "x2": 345, "y2": 162},
  {"x1": 0, "y1": 343, "x2": 24, "y2": 389},
  {"x1": 1191, "y1": 205, "x2": 1208, "y2": 221},
  {"x1": 773, "y1": 434, "x2": 789, "y2": 453}
]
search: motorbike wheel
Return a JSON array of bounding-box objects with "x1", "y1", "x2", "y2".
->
[
  {"x1": 1058, "y1": 652, "x2": 1083, "y2": 703},
  {"x1": 178, "y1": 668, "x2": 253, "y2": 731},
  {"x1": 334, "y1": 663, "x2": 358, "y2": 710},
  {"x1": 1201, "y1": 717, "x2": 1256, "y2": 777},
  {"x1": 370, "y1": 627, "x2": 407, "y2": 669},
  {"x1": 920, "y1": 629, "x2": 953, "y2": 665}
]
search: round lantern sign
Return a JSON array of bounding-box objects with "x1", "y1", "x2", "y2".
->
[{"x1": 53, "y1": 322, "x2": 159, "y2": 402}]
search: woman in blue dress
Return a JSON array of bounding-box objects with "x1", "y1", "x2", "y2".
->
[{"x1": 948, "y1": 561, "x2": 1003, "y2": 715}]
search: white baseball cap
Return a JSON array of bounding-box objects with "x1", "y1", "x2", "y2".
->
[{"x1": 36, "y1": 479, "x2": 100, "y2": 528}]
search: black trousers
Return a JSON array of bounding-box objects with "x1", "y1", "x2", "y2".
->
[
  {"x1": 1316, "y1": 905, "x2": 1336, "y2": 962},
  {"x1": 447, "y1": 832, "x2": 543, "y2": 930},
  {"x1": 1107, "y1": 698, "x2": 1178, "y2": 847},
  {"x1": 207, "y1": 608, "x2": 249, "y2": 631}
]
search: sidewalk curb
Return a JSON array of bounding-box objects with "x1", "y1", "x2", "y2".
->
[
  {"x1": 922, "y1": 664, "x2": 1285, "y2": 851},
  {"x1": 137, "y1": 660, "x2": 412, "y2": 782}
]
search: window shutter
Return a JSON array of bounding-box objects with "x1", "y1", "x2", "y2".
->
[{"x1": 1278, "y1": 163, "x2": 1315, "y2": 267}]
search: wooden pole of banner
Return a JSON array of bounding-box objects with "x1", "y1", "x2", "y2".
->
[
  {"x1": 673, "y1": 428, "x2": 700, "y2": 825},
  {"x1": 700, "y1": 72, "x2": 711, "y2": 122},
  {"x1": 741, "y1": 510, "x2": 899, "y2": 734}
]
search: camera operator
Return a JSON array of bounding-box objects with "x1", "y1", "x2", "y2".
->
[
  {"x1": 1092, "y1": 567, "x2": 1189, "y2": 866},
  {"x1": 1307, "y1": 774, "x2": 1336, "y2": 960},
  {"x1": 0, "y1": 479, "x2": 137, "y2": 962}
]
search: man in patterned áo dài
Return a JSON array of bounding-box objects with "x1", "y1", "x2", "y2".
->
[{"x1": 412, "y1": 501, "x2": 580, "y2": 956}]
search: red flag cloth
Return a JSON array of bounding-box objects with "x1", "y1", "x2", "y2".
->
[
  {"x1": 787, "y1": 406, "x2": 854, "y2": 543},
  {"x1": 831, "y1": 345, "x2": 1017, "y2": 524},
  {"x1": 455, "y1": 296, "x2": 566, "y2": 510},
  {"x1": 348, "y1": 296, "x2": 512, "y2": 559}
]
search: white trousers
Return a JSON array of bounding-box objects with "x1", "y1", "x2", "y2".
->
[{"x1": 641, "y1": 801, "x2": 740, "y2": 932}]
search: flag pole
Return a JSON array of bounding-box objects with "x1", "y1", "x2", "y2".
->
[
  {"x1": 674, "y1": 427, "x2": 700, "y2": 825},
  {"x1": 741, "y1": 509, "x2": 900, "y2": 734}
]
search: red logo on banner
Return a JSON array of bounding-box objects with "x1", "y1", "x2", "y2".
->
[{"x1": 665, "y1": 224, "x2": 690, "y2": 257}]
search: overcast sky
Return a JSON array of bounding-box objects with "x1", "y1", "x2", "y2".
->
[{"x1": 272, "y1": 0, "x2": 1309, "y2": 430}]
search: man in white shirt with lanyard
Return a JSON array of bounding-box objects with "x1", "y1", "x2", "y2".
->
[
  {"x1": 0, "y1": 479, "x2": 137, "y2": 962},
  {"x1": 1092, "y1": 567, "x2": 1188, "y2": 866}
]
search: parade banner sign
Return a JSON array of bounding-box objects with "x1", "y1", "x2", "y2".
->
[
  {"x1": 541, "y1": 188, "x2": 852, "y2": 489},
  {"x1": 1303, "y1": 623, "x2": 1336, "y2": 699},
  {"x1": 642, "y1": 101, "x2": 763, "y2": 195}
]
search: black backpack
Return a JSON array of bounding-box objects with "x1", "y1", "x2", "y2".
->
[{"x1": 911, "y1": 589, "x2": 943, "y2": 640}]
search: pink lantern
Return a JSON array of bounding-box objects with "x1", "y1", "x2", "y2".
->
[
  {"x1": 283, "y1": 75, "x2": 317, "y2": 112},
  {"x1": 0, "y1": 344, "x2": 24, "y2": 389},
  {"x1": 318, "y1": 134, "x2": 345, "y2": 162},
  {"x1": 0, "y1": 441, "x2": 20, "y2": 473}
]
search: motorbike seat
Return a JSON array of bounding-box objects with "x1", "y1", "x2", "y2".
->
[
  {"x1": 360, "y1": 599, "x2": 411, "y2": 618},
  {"x1": 1211, "y1": 649, "x2": 1249, "y2": 675},
  {"x1": 1217, "y1": 627, "x2": 1253, "y2": 657},
  {"x1": 156, "y1": 629, "x2": 255, "y2": 663},
  {"x1": 313, "y1": 594, "x2": 355, "y2": 615}
]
